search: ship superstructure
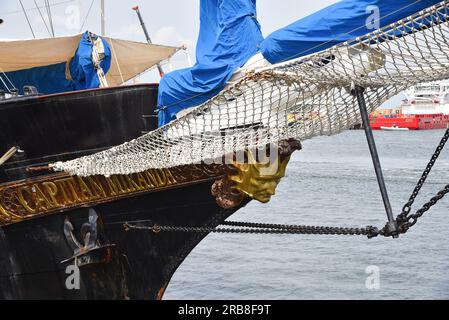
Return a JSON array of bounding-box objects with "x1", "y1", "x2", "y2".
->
[
  {"x1": 402, "y1": 80, "x2": 449, "y2": 115},
  {"x1": 370, "y1": 80, "x2": 449, "y2": 130}
]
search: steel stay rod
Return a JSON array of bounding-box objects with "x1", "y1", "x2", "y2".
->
[{"x1": 352, "y1": 85, "x2": 399, "y2": 237}]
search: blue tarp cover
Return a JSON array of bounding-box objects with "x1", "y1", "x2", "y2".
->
[
  {"x1": 157, "y1": 0, "x2": 442, "y2": 127},
  {"x1": 261, "y1": 0, "x2": 442, "y2": 64},
  {"x1": 1, "y1": 32, "x2": 111, "y2": 95},
  {"x1": 157, "y1": 0, "x2": 264, "y2": 127}
]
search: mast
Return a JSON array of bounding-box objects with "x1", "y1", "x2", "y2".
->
[
  {"x1": 101, "y1": 0, "x2": 106, "y2": 36},
  {"x1": 132, "y1": 6, "x2": 165, "y2": 78}
]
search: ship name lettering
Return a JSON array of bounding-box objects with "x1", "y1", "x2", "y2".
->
[{"x1": 7, "y1": 169, "x2": 180, "y2": 216}]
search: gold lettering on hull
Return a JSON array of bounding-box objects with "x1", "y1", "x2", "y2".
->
[{"x1": 0, "y1": 165, "x2": 229, "y2": 227}]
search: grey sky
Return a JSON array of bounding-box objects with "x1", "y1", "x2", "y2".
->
[{"x1": 0, "y1": 0, "x2": 402, "y2": 106}]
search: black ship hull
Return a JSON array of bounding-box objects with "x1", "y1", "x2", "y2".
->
[
  {"x1": 0, "y1": 178, "x2": 243, "y2": 300},
  {"x1": 0, "y1": 84, "x2": 249, "y2": 299}
]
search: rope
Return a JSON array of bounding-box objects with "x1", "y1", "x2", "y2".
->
[
  {"x1": 108, "y1": 37, "x2": 125, "y2": 84},
  {"x1": 0, "y1": 66, "x2": 16, "y2": 93},
  {"x1": 44, "y1": 0, "x2": 55, "y2": 37},
  {"x1": 34, "y1": 0, "x2": 52, "y2": 37},
  {"x1": 0, "y1": 75, "x2": 11, "y2": 93},
  {"x1": 89, "y1": 34, "x2": 109, "y2": 88},
  {"x1": 0, "y1": 0, "x2": 76, "y2": 16},
  {"x1": 78, "y1": 0, "x2": 95, "y2": 33},
  {"x1": 18, "y1": 0, "x2": 36, "y2": 39}
]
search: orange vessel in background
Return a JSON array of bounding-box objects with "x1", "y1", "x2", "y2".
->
[
  {"x1": 370, "y1": 113, "x2": 449, "y2": 130},
  {"x1": 370, "y1": 81, "x2": 449, "y2": 130}
]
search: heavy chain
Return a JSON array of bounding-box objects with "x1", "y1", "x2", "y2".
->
[
  {"x1": 124, "y1": 129, "x2": 449, "y2": 239},
  {"x1": 392, "y1": 128, "x2": 449, "y2": 235},
  {"x1": 124, "y1": 220, "x2": 380, "y2": 237},
  {"x1": 395, "y1": 183, "x2": 449, "y2": 234}
]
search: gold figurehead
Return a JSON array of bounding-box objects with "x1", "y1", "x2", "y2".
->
[
  {"x1": 229, "y1": 150, "x2": 291, "y2": 203},
  {"x1": 212, "y1": 139, "x2": 301, "y2": 207}
]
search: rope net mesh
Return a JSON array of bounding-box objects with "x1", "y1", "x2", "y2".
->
[{"x1": 54, "y1": 1, "x2": 449, "y2": 176}]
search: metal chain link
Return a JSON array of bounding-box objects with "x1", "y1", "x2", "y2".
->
[
  {"x1": 124, "y1": 221, "x2": 381, "y2": 237},
  {"x1": 398, "y1": 128, "x2": 449, "y2": 219},
  {"x1": 124, "y1": 129, "x2": 449, "y2": 239},
  {"x1": 397, "y1": 184, "x2": 449, "y2": 234},
  {"x1": 222, "y1": 221, "x2": 380, "y2": 236},
  {"x1": 393, "y1": 128, "x2": 449, "y2": 235}
]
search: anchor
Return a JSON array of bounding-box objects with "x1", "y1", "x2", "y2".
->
[{"x1": 61, "y1": 208, "x2": 115, "y2": 267}]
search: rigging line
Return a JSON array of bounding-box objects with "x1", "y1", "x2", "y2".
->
[
  {"x1": 0, "y1": 66, "x2": 16, "y2": 90},
  {"x1": 18, "y1": 0, "x2": 36, "y2": 39},
  {"x1": 0, "y1": 75, "x2": 12, "y2": 93},
  {"x1": 124, "y1": 62, "x2": 168, "y2": 85},
  {"x1": 79, "y1": 0, "x2": 95, "y2": 33},
  {"x1": 49, "y1": 1, "x2": 55, "y2": 37},
  {"x1": 43, "y1": 0, "x2": 52, "y2": 36},
  {"x1": 0, "y1": 0, "x2": 75, "y2": 16},
  {"x1": 34, "y1": 0, "x2": 52, "y2": 37},
  {"x1": 108, "y1": 37, "x2": 125, "y2": 84},
  {"x1": 45, "y1": 0, "x2": 55, "y2": 37}
]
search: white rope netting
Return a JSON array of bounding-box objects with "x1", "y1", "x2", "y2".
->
[{"x1": 54, "y1": 1, "x2": 449, "y2": 176}]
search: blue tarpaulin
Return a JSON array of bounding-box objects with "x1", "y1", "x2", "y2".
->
[
  {"x1": 0, "y1": 32, "x2": 111, "y2": 95},
  {"x1": 260, "y1": 0, "x2": 442, "y2": 64},
  {"x1": 157, "y1": 0, "x2": 442, "y2": 127},
  {"x1": 157, "y1": 0, "x2": 264, "y2": 127}
]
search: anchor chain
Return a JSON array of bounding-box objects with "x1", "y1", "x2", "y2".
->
[
  {"x1": 124, "y1": 128, "x2": 449, "y2": 239},
  {"x1": 124, "y1": 221, "x2": 380, "y2": 237},
  {"x1": 391, "y1": 128, "x2": 449, "y2": 235}
]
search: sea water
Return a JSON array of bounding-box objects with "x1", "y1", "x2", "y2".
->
[{"x1": 165, "y1": 130, "x2": 449, "y2": 300}]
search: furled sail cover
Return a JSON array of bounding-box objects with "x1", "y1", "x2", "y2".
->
[
  {"x1": 261, "y1": 0, "x2": 443, "y2": 64},
  {"x1": 157, "y1": 0, "x2": 264, "y2": 127},
  {"x1": 0, "y1": 32, "x2": 179, "y2": 94}
]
